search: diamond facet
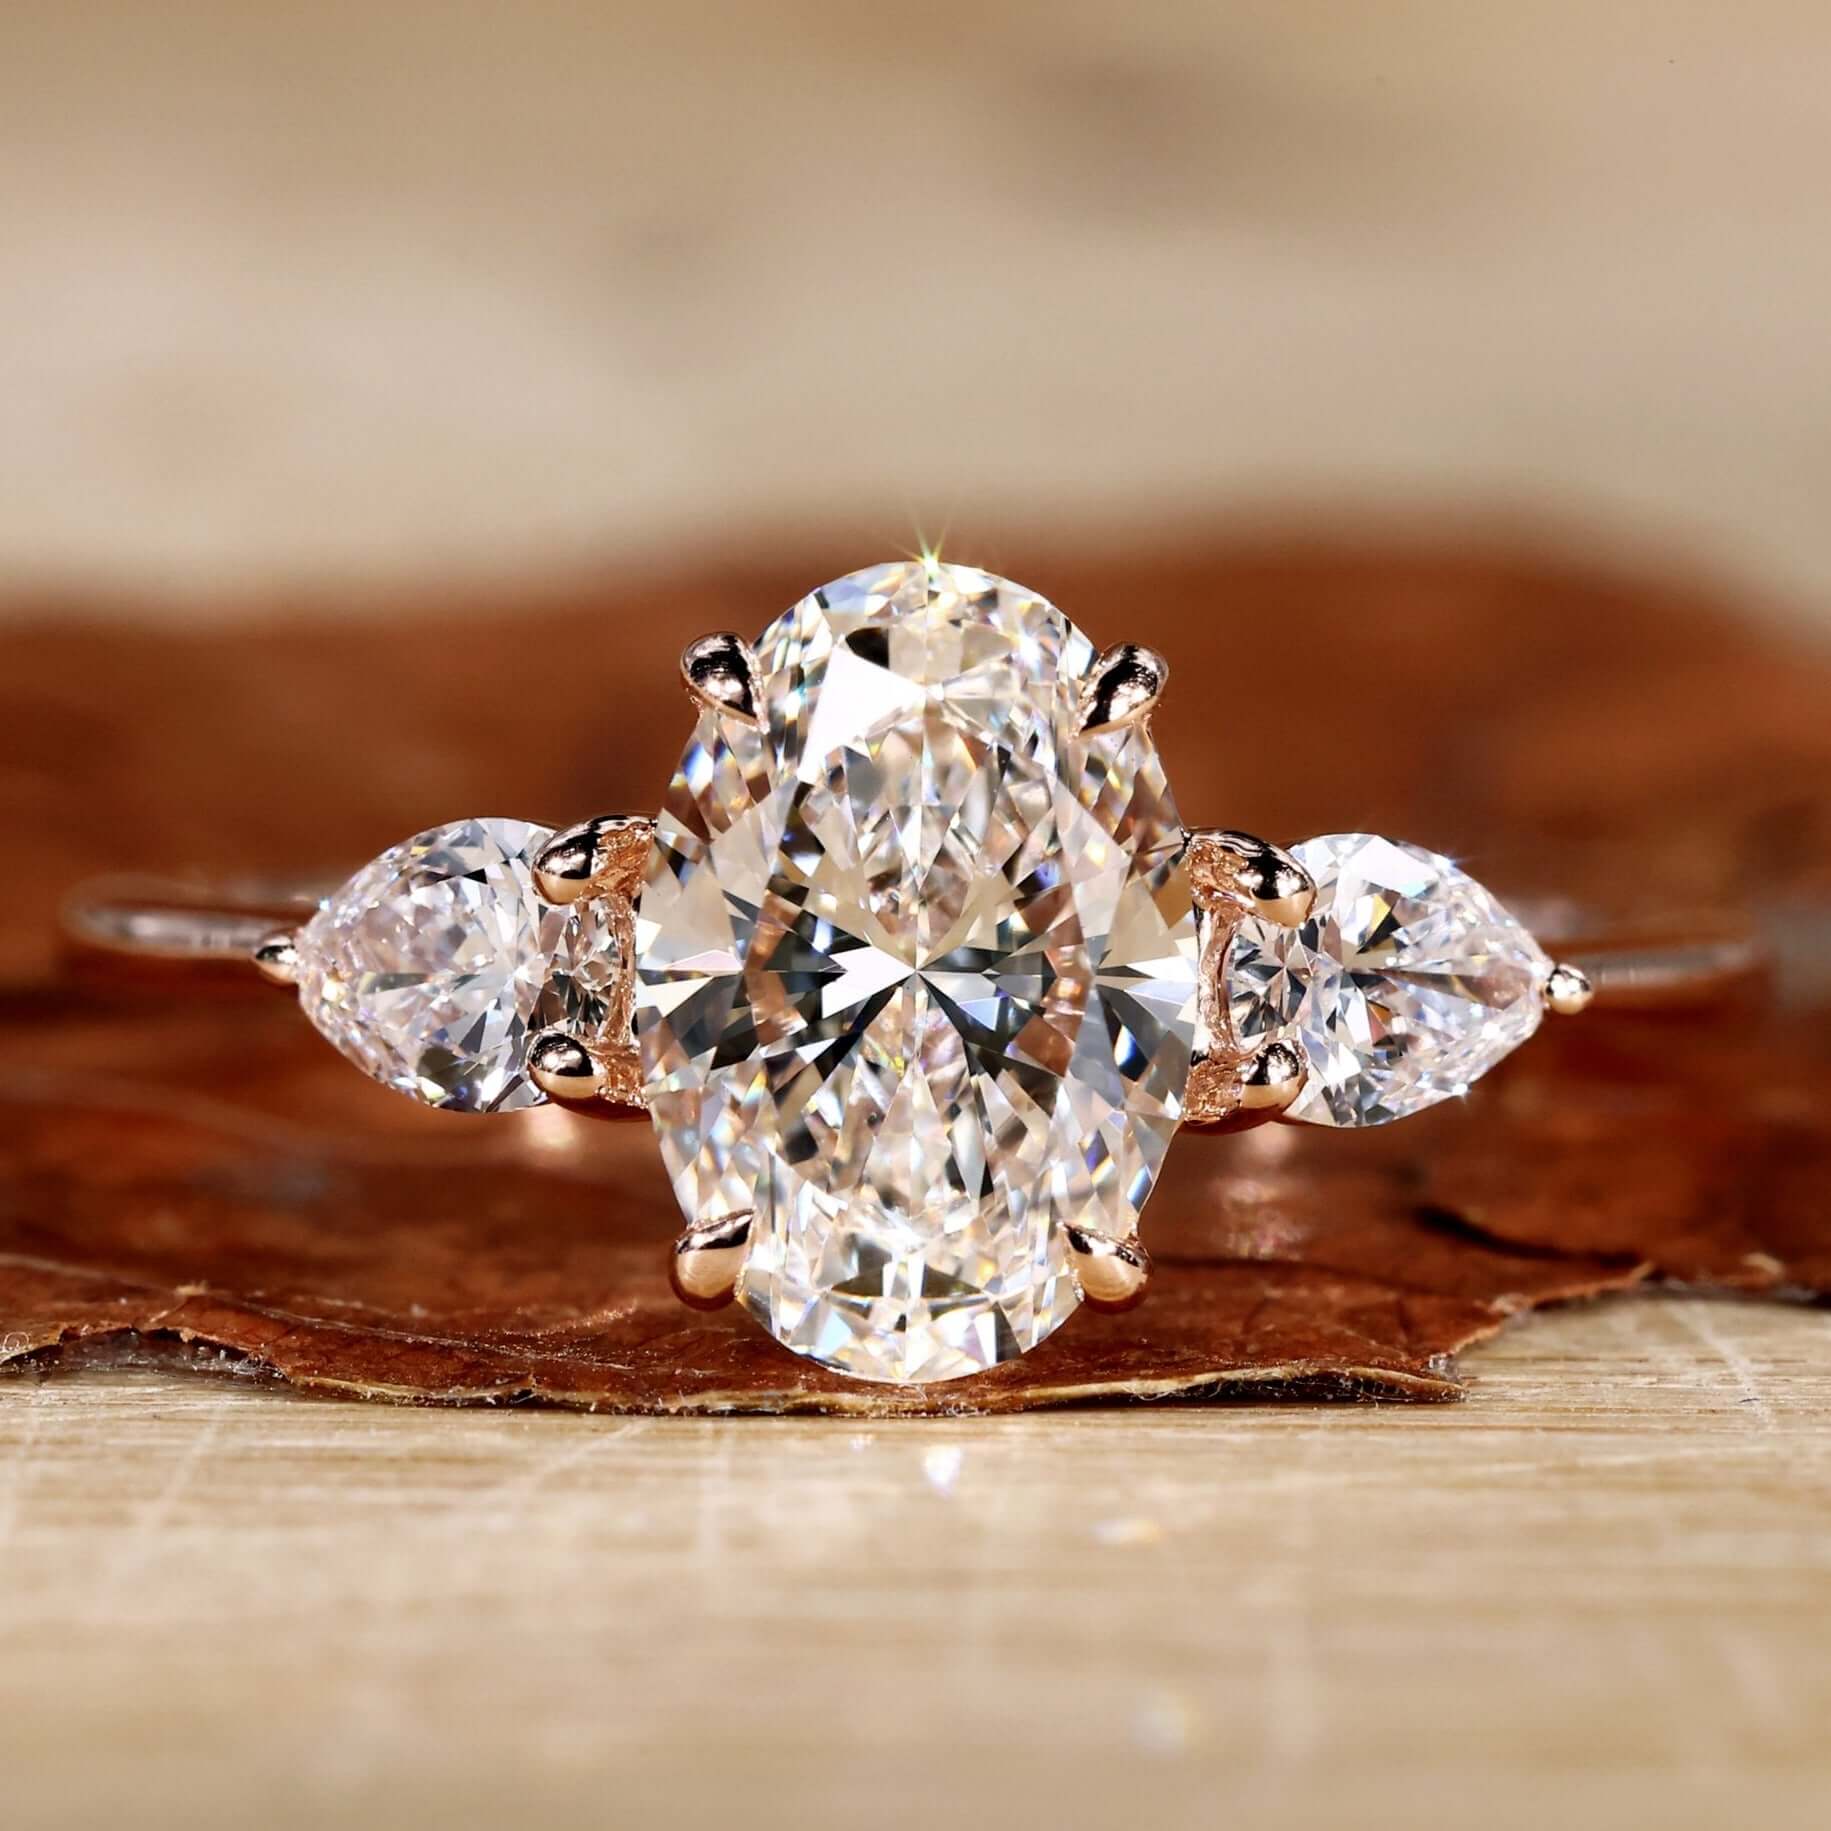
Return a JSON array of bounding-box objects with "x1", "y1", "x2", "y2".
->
[
  {"x1": 297, "y1": 817, "x2": 621, "y2": 1113},
  {"x1": 635, "y1": 562, "x2": 1201, "y2": 1383},
  {"x1": 1224, "y1": 833, "x2": 1551, "y2": 1127}
]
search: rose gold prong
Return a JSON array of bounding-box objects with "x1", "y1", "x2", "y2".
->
[
  {"x1": 1543, "y1": 961, "x2": 1595, "y2": 1016},
  {"x1": 252, "y1": 932, "x2": 301, "y2": 986},
  {"x1": 1078, "y1": 644, "x2": 1168, "y2": 735},
  {"x1": 670, "y1": 1212, "x2": 754, "y2": 1310},
  {"x1": 1064, "y1": 1226, "x2": 1152, "y2": 1312},
  {"x1": 680, "y1": 632, "x2": 763, "y2": 726},
  {"x1": 1182, "y1": 1048, "x2": 1237, "y2": 1127},
  {"x1": 533, "y1": 814, "x2": 655, "y2": 906},
  {"x1": 526, "y1": 1029, "x2": 611, "y2": 1103},
  {"x1": 1237, "y1": 1039, "x2": 1307, "y2": 1114},
  {"x1": 1184, "y1": 829, "x2": 1315, "y2": 927},
  {"x1": 1187, "y1": 1040, "x2": 1310, "y2": 1133}
]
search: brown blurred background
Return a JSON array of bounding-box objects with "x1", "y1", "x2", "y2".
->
[{"x1": 2, "y1": 1, "x2": 1829, "y2": 629}]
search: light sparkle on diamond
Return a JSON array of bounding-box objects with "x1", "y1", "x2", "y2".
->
[{"x1": 635, "y1": 561, "x2": 1201, "y2": 1384}]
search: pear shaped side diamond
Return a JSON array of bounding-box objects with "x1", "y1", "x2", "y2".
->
[
  {"x1": 1224, "y1": 833, "x2": 1552, "y2": 1127},
  {"x1": 296, "y1": 817, "x2": 624, "y2": 1113}
]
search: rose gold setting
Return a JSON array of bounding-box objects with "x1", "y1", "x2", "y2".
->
[
  {"x1": 526, "y1": 1029, "x2": 612, "y2": 1102},
  {"x1": 1179, "y1": 827, "x2": 1319, "y2": 1130},
  {"x1": 519, "y1": 811, "x2": 654, "y2": 1112},
  {"x1": 1064, "y1": 1226, "x2": 1153, "y2": 1312},
  {"x1": 533, "y1": 814, "x2": 653, "y2": 907},
  {"x1": 252, "y1": 932, "x2": 302, "y2": 987},
  {"x1": 670, "y1": 1212, "x2": 754, "y2": 1310},
  {"x1": 1544, "y1": 961, "x2": 1596, "y2": 1016},
  {"x1": 680, "y1": 632, "x2": 763, "y2": 725},
  {"x1": 1077, "y1": 643, "x2": 1168, "y2": 734},
  {"x1": 57, "y1": 611, "x2": 1767, "y2": 1366}
]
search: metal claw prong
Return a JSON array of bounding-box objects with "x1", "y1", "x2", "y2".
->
[
  {"x1": 533, "y1": 814, "x2": 654, "y2": 906},
  {"x1": 680, "y1": 632, "x2": 763, "y2": 726},
  {"x1": 252, "y1": 931, "x2": 301, "y2": 986},
  {"x1": 1064, "y1": 1225, "x2": 1152, "y2": 1312},
  {"x1": 1543, "y1": 961, "x2": 1595, "y2": 1016},
  {"x1": 670, "y1": 1212, "x2": 754, "y2": 1311},
  {"x1": 526, "y1": 1029, "x2": 611, "y2": 1103},
  {"x1": 1237, "y1": 1039, "x2": 1307, "y2": 1117},
  {"x1": 1185, "y1": 829, "x2": 1316, "y2": 927},
  {"x1": 1078, "y1": 644, "x2": 1168, "y2": 734}
]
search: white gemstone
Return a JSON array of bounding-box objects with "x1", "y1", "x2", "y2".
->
[
  {"x1": 297, "y1": 817, "x2": 621, "y2": 1113},
  {"x1": 636, "y1": 561, "x2": 1200, "y2": 1383},
  {"x1": 1225, "y1": 833, "x2": 1551, "y2": 1127}
]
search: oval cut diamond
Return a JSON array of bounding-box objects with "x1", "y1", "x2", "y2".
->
[
  {"x1": 1225, "y1": 833, "x2": 1551, "y2": 1127},
  {"x1": 635, "y1": 562, "x2": 1201, "y2": 1383},
  {"x1": 297, "y1": 817, "x2": 621, "y2": 1113}
]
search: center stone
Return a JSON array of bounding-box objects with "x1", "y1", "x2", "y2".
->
[{"x1": 635, "y1": 561, "x2": 1200, "y2": 1383}]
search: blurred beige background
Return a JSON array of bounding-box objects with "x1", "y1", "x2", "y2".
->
[{"x1": 2, "y1": 1, "x2": 1829, "y2": 625}]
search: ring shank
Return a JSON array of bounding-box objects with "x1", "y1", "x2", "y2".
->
[
  {"x1": 62, "y1": 876, "x2": 328, "y2": 965},
  {"x1": 1511, "y1": 898, "x2": 1766, "y2": 1009},
  {"x1": 1560, "y1": 933, "x2": 1766, "y2": 1007}
]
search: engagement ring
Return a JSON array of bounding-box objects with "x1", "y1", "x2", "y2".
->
[{"x1": 68, "y1": 561, "x2": 1759, "y2": 1385}]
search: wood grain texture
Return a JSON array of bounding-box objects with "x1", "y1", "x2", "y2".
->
[{"x1": 1, "y1": 1299, "x2": 1826, "y2": 1831}]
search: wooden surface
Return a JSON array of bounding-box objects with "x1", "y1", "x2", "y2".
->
[{"x1": 1, "y1": 1297, "x2": 1826, "y2": 1830}]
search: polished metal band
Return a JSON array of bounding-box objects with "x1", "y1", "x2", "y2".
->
[{"x1": 64, "y1": 875, "x2": 324, "y2": 963}]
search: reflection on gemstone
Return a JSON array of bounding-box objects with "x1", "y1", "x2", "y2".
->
[
  {"x1": 636, "y1": 560, "x2": 1201, "y2": 1383},
  {"x1": 1224, "y1": 832, "x2": 1551, "y2": 1127},
  {"x1": 296, "y1": 817, "x2": 620, "y2": 1113}
]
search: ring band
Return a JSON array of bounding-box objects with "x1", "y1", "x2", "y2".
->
[
  {"x1": 63, "y1": 879, "x2": 1762, "y2": 1011},
  {"x1": 61, "y1": 559, "x2": 1767, "y2": 1386}
]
